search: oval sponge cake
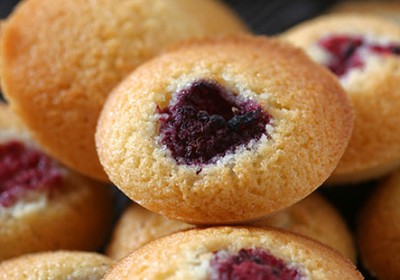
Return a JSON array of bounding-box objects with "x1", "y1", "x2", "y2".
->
[
  {"x1": 103, "y1": 227, "x2": 362, "y2": 280},
  {"x1": 0, "y1": 104, "x2": 113, "y2": 261},
  {"x1": 96, "y1": 35, "x2": 353, "y2": 224},
  {"x1": 106, "y1": 193, "x2": 356, "y2": 262},
  {"x1": 0, "y1": 251, "x2": 112, "y2": 280},
  {"x1": 0, "y1": 0, "x2": 248, "y2": 181},
  {"x1": 358, "y1": 170, "x2": 400, "y2": 279},
  {"x1": 283, "y1": 15, "x2": 400, "y2": 184},
  {"x1": 328, "y1": 1, "x2": 400, "y2": 24}
]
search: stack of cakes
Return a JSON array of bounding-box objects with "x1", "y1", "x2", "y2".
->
[
  {"x1": 94, "y1": 32, "x2": 362, "y2": 279},
  {"x1": 1, "y1": 0, "x2": 400, "y2": 279}
]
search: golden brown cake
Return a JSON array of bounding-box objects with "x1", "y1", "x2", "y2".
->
[
  {"x1": 103, "y1": 227, "x2": 362, "y2": 280},
  {"x1": 328, "y1": 1, "x2": 400, "y2": 24},
  {"x1": 106, "y1": 193, "x2": 356, "y2": 262},
  {"x1": 358, "y1": 170, "x2": 400, "y2": 280},
  {"x1": 0, "y1": 0, "x2": 248, "y2": 181},
  {"x1": 283, "y1": 14, "x2": 400, "y2": 184},
  {"x1": 251, "y1": 193, "x2": 356, "y2": 263},
  {"x1": 0, "y1": 104, "x2": 113, "y2": 261},
  {"x1": 0, "y1": 251, "x2": 113, "y2": 280},
  {"x1": 96, "y1": 35, "x2": 353, "y2": 224}
]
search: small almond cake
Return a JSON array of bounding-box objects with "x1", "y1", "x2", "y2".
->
[
  {"x1": 328, "y1": 1, "x2": 400, "y2": 24},
  {"x1": 0, "y1": 251, "x2": 113, "y2": 280},
  {"x1": 283, "y1": 15, "x2": 400, "y2": 184},
  {"x1": 0, "y1": 0, "x2": 248, "y2": 182},
  {"x1": 0, "y1": 104, "x2": 113, "y2": 261},
  {"x1": 103, "y1": 227, "x2": 362, "y2": 280},
  {"x1": 106, "y1": 193, "x2": 356, "y2": 262},
  {"x1": 358, "y1": 170, "x2": 400, "y2": 280},
  {"x1": 96, "y1": 35, "x2": 353, "y2": 224}
]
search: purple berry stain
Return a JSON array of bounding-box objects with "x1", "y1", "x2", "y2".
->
[
  {"x1": 318, "y1": 35, "x2": 400, "y2": 76},
  {"x1": 158, "y1": 80, "x2": 272, "y2": 166},
  {"x1": 0, "y1": 141, "x2": 64, "y2": 207},
  {"x1": 210, "y1": 248, "x2": 303, "y2": 280}
]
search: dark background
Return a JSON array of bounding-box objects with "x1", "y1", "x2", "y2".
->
[{"x1": 0, "y1": 0, "x2": 377, "y2": 279}]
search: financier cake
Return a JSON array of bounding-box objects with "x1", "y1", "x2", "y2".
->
[
  {"x1": 0, "y1": 103, "x2": 113, "y2": 261},
  {"x1": 357, "y1": 170, "x2": 400, "y2": 280},
  {"x1": 0, "y1": 251, "x2": 113, "y2": 280},
  {"x1": 103, "y1": 227, "x2": 362, "y2": 280},
  {"x1": 106, "y1": 193, "x2": 356, "y2": 262},
  {"x1": 0, "y1": 0, "x2": 248, "y2": 181},
  {"x1": 283, "y1": 14, "x2": 400, "y2": 184},
  {"x1": 96, "y1": 35, "x2": 353, "y2": 224},
  {"x1": 328, "y1": 1, "x2": 400, "y2": 24}
]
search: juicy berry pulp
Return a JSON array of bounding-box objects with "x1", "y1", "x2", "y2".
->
[
  {"x1": 158, "y1": 80, "x2": 272, "y2": 166},
  {"x1": 318, "y1": 35, "x2": 400, "y2": 76},
  {"x1": 210, "y1": 248, "x2": 302, "y2": 280},
  {"x1": 0, "y1": 141, "x2": 63, "y2": 207}
]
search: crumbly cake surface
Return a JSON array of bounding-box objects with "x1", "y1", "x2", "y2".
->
[
  {"x1": 103, "y1": 227, "x2": 362, "y2": 280},
  {"x1": 283, "y1": 15, "x2": 400, "y2": 184},
  {"x1": 0, "y1": 0, "x2": 248, "y2": 181},
  {"x1": 0, "y1": 250, "x2": 113, "y2": 280},
  {"x1": 96, "y1": 35, "x2": 353, "y2": 224}
]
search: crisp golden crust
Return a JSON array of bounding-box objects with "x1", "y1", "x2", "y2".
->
[
  {"x1": 0, "y1": 105, "x2": 114, "y2": 261},
  {"x1": 0, "y1": 251, "x2": 113, "y2": 280},
  {"x1": 0, "y1": 0, "x2": 248, "y2": 182},
  {"x1": 283, "y1": 14, "x2": 400, "y2": 184},
  {"x1": 358, "y1": 170, "x2": 400, "y2": 280},
  {"x1": 96, "y1": 35, "x2": 353, "y2": 224},
  {"x1": 104, "y1": 227, "x2": 362, "y2": 280},
  {"x1": 106, "y1": 193, "x2": 356, "y2": 262},
  {"x1": 328, "y1": 1, "x2": 400, "y2": 24}
]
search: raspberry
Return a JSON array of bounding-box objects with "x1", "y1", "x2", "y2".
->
[
  {"x1": 210, "y1": 248, "x2": 302, "y2": 280},
  {"x1": 158, "y1": 80, "x2": 271, "y2": 166},
  {"x1": 0, "y1": 141, "x2": 63, "y2": 207}
]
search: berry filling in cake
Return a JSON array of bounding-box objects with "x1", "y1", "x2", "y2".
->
[
  {"x1": 0, "y1": 141, "x2": 63, "y2": 207},
  {"x1": 318, "y1": 35, "x2": 400, "y2": 76},
  {"x1": 210, "y1": 248, "x2": 302, "y2": 280},
  {"x1": 158, "y1": 80, "x2": 272, "y2": 166}
]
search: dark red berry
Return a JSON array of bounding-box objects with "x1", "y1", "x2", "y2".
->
[
  {"x1": 158, "y1": 80, "x2": 272, "y2": 166},
  {"x1": 0, "y1": 141, "x2": 63, "y2": 207},
  {"x1": 228, "y1": 109, "x2": 261, "y2": 132},
  {"x1": 210, "y1": 248, "x2": 302, "y2": 280},
  {"x1": 318, "y1": 35, "x2": 400, "y2": 76}
]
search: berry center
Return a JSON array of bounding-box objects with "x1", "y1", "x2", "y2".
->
[
  {"x1": 0, "y1": 141, "x2": 63, "y2": 207},
  {"x1": 318, "y1": 35, "x2": 400, "y2": 76},
  {"x1": 210, "y1": 248, "x2": 302, "y2": 280},
  {"x1": 158, "y1": 80, "x2": 272, "y2": 166}
]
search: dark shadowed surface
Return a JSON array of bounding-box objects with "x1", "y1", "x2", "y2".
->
[
  {"x1": 225, "y1": 0, "x2": 338, "y2": 35},
  {"x1": 0, "y1": 0, "x2": 19, "y2": 18},
  {"x1": 0, "y1": 1, "x2": 376, "y2": 279}
]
